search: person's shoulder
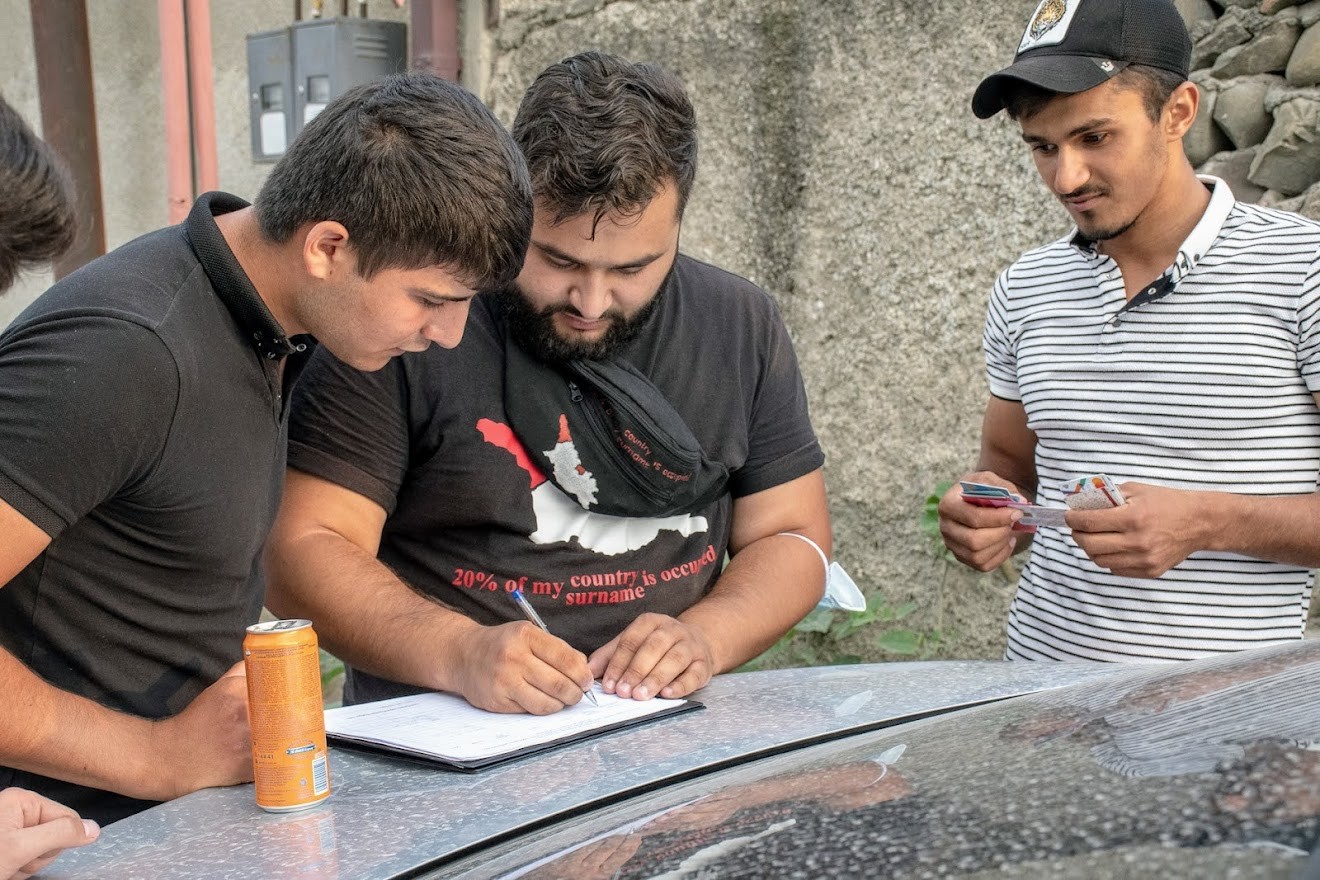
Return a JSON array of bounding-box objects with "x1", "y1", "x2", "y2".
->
[
  {"x1": 670, "y1": 252, "x2": 778, "y2": 311},
  {"x1": 1225, "y1": 199, "x2": 1320, "y2": 240},
  {"x1": 16, "y1": 225, "x2": 203, "y2": 332},
  {"x1": 996, "y1": 232, "x2": 1080, "y2": 287}
]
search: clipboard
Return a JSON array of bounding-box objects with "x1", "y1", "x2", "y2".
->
[{"x1": 324, "y1": 686, "x2": 702, "y2": 771}]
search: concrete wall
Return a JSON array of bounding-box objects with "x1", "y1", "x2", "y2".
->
[{"x1": 8, "y1": 0, "x2": 1282, "y2": 661}]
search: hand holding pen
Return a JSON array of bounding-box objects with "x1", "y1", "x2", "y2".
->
[{"x1": 510, "y1": 590, "x2": 600, "y2": 706}]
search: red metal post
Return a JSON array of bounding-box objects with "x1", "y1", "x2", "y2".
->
[
  {"x1": 28, "y1": 0, "x2": 106, "y2": 278},
  {"x1": 186, "y1": 0, "x2": 218, "y2": 195},
  {"x1": 411, "y1": 0, "x2": 461, "y2": 81},
  {"x1": 158, "y1": 0, "x2": 193, "y2": 224}
]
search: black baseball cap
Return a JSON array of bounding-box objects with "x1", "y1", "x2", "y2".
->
[{"x1": 972, "y1": 0, "x2": 1192, "y2": 119}]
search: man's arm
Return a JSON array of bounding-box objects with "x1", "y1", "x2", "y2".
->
[
  {"x1": 1067, "y1": 391, "x2": 1320, "y2": 576},
  {"x1": 264, "y1": 469, "x2": 594, "y2": 715},
  {"x1": 0, "y1": 501, "x2": 251, "y2": 803},
  {"x1": 589, "y1": 468, "x2": 830, "y2": 701},
  {"x1": 937, "y1": 396, "x2": 1039, "y2": 572}
]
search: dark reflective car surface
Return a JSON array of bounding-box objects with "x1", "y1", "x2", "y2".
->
[
  {"x1": 431, "y1": 640, "x2": 1320, "y2": 879},
  {"x1": 48, "y1": 660, "x2": 1125, "y2": 879}
]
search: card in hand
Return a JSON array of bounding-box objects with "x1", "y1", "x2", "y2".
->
[
  {"x1": 959, "y1": 481, "x2": 1064, "y2": 531},
  {"x1": 1060, "y1": 474, "x2": 1125, "y2": 510}
]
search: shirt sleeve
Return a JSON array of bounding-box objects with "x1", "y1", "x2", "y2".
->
[
  {"x1": 731, "y1": 293, "x2": 825, "y2": 498},
  {"x1": 286, "y1": 347, "x2": 412, "y2": 515},
  {"x1": 984, "y1": 266, "x2": 1021, "y2": 402},
  {"x1": 0, "y1": 316, "x2": 177, "y2": 538},
  {"x1": 1296, "y1": 251, "x2": 1320, "y2": 393}
]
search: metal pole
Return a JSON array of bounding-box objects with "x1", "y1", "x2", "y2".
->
[
  {"x1": 411, "y1": 0, "x2": 460, "y2": 81},
  {"x1": 186, "y1": 0, "x2": 218, "y2": 195},
  {"x1": 28, "y1": 0, "x2": 106, "y2": 278},
  {"x1": 158, "y1": 0, "x2": 192, "y2": 224}
]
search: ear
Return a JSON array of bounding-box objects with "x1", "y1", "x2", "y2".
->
[
  {"x1": 301, "y1": 221, "x2": 353, "y2": 281},
  {"x1": 1164, "y1": 81, "x2": 1199, "y2": 141}
]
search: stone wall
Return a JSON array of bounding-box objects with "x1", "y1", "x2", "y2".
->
[{"x1": 1184, "y1": 0, "x2": 1320, "y2": 216}]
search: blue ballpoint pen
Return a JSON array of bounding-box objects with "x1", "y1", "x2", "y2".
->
[{"x1": 510, "y1": 589, "x2": 600, "y2": 706}]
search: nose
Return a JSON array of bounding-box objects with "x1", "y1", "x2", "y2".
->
[
  {"x1": 423, "y1": 299, "x2": 472, "y2": 350},
  {"x1": 568, "y1": 271, "x2": 611, "y2": 321},
  {"x1": 1050, "y1": 145, "x2": 1089, "y2": 196}
]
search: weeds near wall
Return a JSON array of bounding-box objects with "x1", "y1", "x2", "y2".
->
[
  {"x1": 321, "y1": 649, "x2": 345, "y2": 709},
  {"x1": 740, "y1": 592, "x2": 948, "y2": 671}
]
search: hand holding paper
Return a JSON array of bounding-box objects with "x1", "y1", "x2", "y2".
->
[{"x1": 1066, "y1": 480, "x2": 1209, "y2": 578}]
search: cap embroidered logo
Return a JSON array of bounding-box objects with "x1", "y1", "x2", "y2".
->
[
  {"x1": 1029, "y1": 0, "x2": 1066, "y2": 38},
  {"x1": 1019, "y1": 0, "x2": 1079, "y2": 52}
]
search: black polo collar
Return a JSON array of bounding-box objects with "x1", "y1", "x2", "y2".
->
[{"x1": 185, "y1": 192, "x2": 301, "y2": 361}]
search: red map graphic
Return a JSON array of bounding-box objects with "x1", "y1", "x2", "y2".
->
[{"x1": 476, "y1": 418, "x2": 546, "y2": 488}]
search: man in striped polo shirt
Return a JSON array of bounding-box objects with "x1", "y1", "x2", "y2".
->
[{"x1": 938, "y1": 0, "x2": 1320, "y2": 662}]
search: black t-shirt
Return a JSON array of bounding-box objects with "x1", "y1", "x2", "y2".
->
[
  {"x1": 0, "y1": 193, "x2": 310, "y2": 824},
  {"x1": 287, "y1": 254, "x2": 824, "y2": 705}
]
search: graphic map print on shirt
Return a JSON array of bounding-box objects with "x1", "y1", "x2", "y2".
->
[{"x1": 476, "y1": 417, "x2": 708, "y2": 556}]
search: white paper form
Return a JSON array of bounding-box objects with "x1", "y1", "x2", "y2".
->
[{"x1": 324, "y1": 686, "x2": 699, "y2": 769}]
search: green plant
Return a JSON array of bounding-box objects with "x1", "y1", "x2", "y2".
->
[
  {"x1": 924, "y1": 478, "x2": 1020, "y2": 583},
  {"x1": 922, "y1": 479, "x2": 955, "y2": 561},
  {"x1": 740, "y1": 593, "x2": 948, "y2": 671},
  {"x1": 320, "y1": 649, "x2": 345, "y2": 708}
]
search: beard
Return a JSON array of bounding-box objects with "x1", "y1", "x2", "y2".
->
[
  {"x1": 497, "y1": 283, "x2": 662, "y2": 365},
  {"x1": 1078, "y1": 214, "x2": 1137, "y2": 243}
]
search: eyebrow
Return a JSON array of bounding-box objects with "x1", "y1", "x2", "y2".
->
[
  {"x1": 533, "y1": 240, "x2": 667, "y2": 271},
  {"x1": 1022, "y1": 117, "x2": 1112, "y2": 144},
  {"x1": 411, "y1": 287, "x2": 474, "y2": 302}
]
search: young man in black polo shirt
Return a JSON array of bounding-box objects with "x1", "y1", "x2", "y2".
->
[
  {"x1": 0, "y1": 73, "x2": 532, "y2": 825},
  {"x1": 0, "y1": 92, "x2": 101, "y2": 879}
]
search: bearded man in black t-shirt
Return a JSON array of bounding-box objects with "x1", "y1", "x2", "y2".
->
[{"x1": 267, "y1": 51, "x2": 832, "y2": 715}]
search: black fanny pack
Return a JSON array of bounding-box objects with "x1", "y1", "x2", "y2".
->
[{"x1": 503, "y1": 333, "x2": 729, "y2": 518}]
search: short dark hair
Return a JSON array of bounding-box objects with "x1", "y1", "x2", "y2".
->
[
  {"x1": 0, "y1": 95, "x2": 76, "y2": 293},
  {"x1": 255, "y1": 72, "x2": 531, "y2": 290},
  {"x1": 512, "y1": 50, "x2": 698, "y2": 226},
  {"x1": 1004, "y1": 64, "x2": 1186, "y2": 123}
]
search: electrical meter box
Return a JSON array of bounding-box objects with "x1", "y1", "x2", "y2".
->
[
  {"x1": 246, "y1": 28, "x2": 294, "y2": 162},
  {"x1": 246, "y1": 18, "x2": 407, "y2": 162}
]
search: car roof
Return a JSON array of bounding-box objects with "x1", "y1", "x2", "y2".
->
[
  {"x1": 48, "y1": 659, "x2": 1123, "y2": 879},
  {"x1": 430, "y1": 640, "x2": 1320, "y2": 879}
]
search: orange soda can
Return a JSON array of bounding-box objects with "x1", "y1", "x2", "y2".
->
[{"x1": 243, "y1": 619, "x2": 332, "y2": 812}]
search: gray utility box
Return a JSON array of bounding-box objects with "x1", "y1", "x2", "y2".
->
[{"x1": 246, "y1": 17, "x2": 407, "y2": 163}]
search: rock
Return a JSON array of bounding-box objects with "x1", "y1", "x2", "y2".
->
[
  {"x1": 1287, "y1": 180, "x2": 1320, "y2": 218},
  {"x1": 1176, "y1": 0, "x2": 1218, "y2": 29},
  {"x1": 1264, "y1": 0, "x2": 1310, "y2": 12},
  {"x1": 1249, "y1": 95, "x2": 1320, "y2": 193},
  {"x1": 1258, "y1": 188, "x2": 1301, "y2": 207},
  {"x1": 1287, "y1": 21, "x2": 1320, "y2": 84},
  {"x1": 1301, "y1": 0, "x2": 1320, "y2": 29},
  {"x1": 1199, "y1": 147, "x2": 1268, "y2": 201},
  {"x1": 1213, "y1": 75, "x2": 1283, "y2": 146},
  {"x1": 1211, "y1": 11, "x2": 1302, "y2": 76},
  {"x1": 1193, "y1": 7, "x2": 1255, "y2": 68},
  {"x1": 1255, "y1": 184, "x2": 1320, "y2": 219},
  {"x1": 1186, "y1": 81, "x2": 1235, "y2": 165},
  {"x1": 1265, "y1": 80, "x2": 1320, "y2": 109}
]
